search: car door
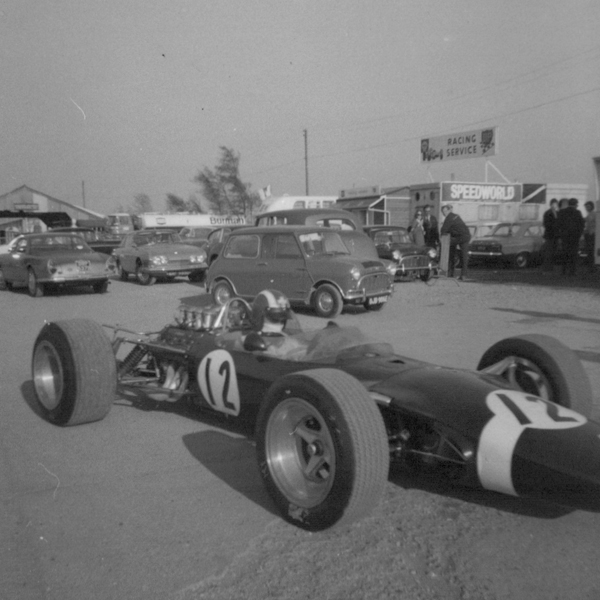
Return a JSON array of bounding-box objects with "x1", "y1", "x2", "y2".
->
[
  {"x1": 2, "y1": 236, "x2": 30, "y2": 284},
  {"x1": 255, "y1": 233, "x2": 310, "y2": 301}
]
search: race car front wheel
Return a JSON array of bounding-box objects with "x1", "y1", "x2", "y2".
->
[
  {"x1": 477, "y1": 334, "x2": 592, "y2": 417},
  {"x1": 32, "y1": 319, "x2": 116, "y2": 426},
  {"x1": 256, "y1": 369, "x2": 389, "y2": 531}
]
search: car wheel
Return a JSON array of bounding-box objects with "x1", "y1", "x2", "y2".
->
[
  {"x1": 514, "y1": 252, "x2": 530, "y2": 269},
  {"x1": 117, "y1": 260, "x2": 129, "y2": 281},
  {"x1": 27, "y1": 268, "x2": 44, "y2": 297},
  {"x1": 136, "y1": 264, "x2": 156, "y2": 286},
  {"x1": 31, "y1": 320, "x2": 116, "y2": 425},
  {"x1": 93, "y1": 280, "x2": 109, "y2": 294},
  {"x1": 313, "y1": 284, "x2": 342, "y2": 319},
  {"x1": 255, "y1": 368, "x2": 389, "y2": 531},
  {"x1": 419, "y1": 268, "x2": 432, "y2": 283},
  {"x1": 212, "y1": 280, "x2": 234, "y2": 305},
  {"x1": 477, "y1": 334, "x2": 593, "y2": 417}
]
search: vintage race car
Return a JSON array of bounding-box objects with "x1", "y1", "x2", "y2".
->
[{"x1": 30, "y1": 293, "x2": 598, "y2": 531}]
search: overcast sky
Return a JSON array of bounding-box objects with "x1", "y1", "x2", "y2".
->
[{"x1": 1, "y1": 0, "x2": 599, "y2": 214}]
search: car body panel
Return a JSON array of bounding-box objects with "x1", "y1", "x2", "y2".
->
[
  {"x1": 364, "y1": 225, "x2": 437, "y2": 279},
  {"x1": 0, "y1": 232, "x2": 113, "y2": 288},
  {"x1": 112, "y1": 230, "x2": 207, "y2": 278},
  {"x1": 469, "y1": 221, "x2": 544, "y2": 264}
]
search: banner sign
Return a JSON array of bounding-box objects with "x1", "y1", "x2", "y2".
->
[
  {"x1": 420, "y1": 127, "x2": 496, "y2": 162},
  {"x1": 441, "y1": 181, "x2": 522, "y2": 203}
]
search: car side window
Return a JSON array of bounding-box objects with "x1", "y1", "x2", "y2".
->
[
  {"x1": 274, "y1": 234, "x2": 302, "y2": 259},
  {"x1": 316, "y1": 218, "x2": 356, "y2": 231},
  {"x1": 224, "y1": 234, "x2": 259, "y2": 258}
]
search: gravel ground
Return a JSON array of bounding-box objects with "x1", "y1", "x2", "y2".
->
[{"x1": 174, "y1": 266, "x2": 600, "y2": 600}]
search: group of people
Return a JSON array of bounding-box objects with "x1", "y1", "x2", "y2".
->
[
  {"x1": 542, "y1": 198, "x2": 596, "y2": 276},
  {"x1": 409, "y1": 203, "x2": 471, "y2": 280}
]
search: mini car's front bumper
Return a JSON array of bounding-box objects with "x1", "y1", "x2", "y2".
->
[
  {"x1": 343, "y1": 273, "x2": 394, "y2": 305},
  {"x1": 142, "y1": 264, "x2": 207, "y2": 277}
]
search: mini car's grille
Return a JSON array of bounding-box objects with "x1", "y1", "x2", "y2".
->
[
  {"x1": 361, "y1": 273, "x2": 390, "y2": 292},
  {"x1": 399, "y1": 255, "x2": 430, "y2": 269}
]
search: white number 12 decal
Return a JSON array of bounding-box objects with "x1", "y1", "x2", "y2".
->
[
  {"x1": 477, "y1": 390, "x2": 586, "y2": 496},
  {"x1": 197, "y1": 350, "x2": 241, "y2": 416}
]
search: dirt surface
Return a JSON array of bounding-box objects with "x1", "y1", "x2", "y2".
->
[{"x1": 1, "y1": 265, "x2": 599, "y2": 600}]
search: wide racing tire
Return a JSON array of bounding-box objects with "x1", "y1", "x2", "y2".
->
[
  {"x1": 313, "y1": 284, "x2": 343, "y2": 319},
  {"x1": 32, "y1": 319, "x2": 116, "y2": 426},
  {"x1": 255, "y1": 368, "x2": 389, "y2": 531},
  {"x1": 477, "y1": 333, "x2": 592, "y2": 417}
]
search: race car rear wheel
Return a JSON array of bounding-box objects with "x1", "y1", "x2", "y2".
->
[
  {"x1": 477, "y1": 334, "x2": 592, "y2": 417},
  {"x1": 32, "y1": 319, "x2": 116, "y2": 426},
  {"x1": 313, "y1": 284, "x2": 343, "y2": 319},
  {"x1": 256, "y1": 368, "x2": 389, "y2": 531}
]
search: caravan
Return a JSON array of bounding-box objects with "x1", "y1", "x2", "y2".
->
[{"x1": 257, "y1": 195, "x2": 338, "y2": 214}]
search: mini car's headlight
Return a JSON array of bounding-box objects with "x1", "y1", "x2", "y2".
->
[
  {"x1": 105, "y1": 258, "x2": 116, "y2": 271},
  {"x1": 428, "y1": 248, "x2": 438, "y2": 259},
  {"x1": 47, "y1": 259, "x2": 57, "y2": 274},
  {"x1": 392, "y1": 249, "x2": 401, "y2": 261},
  {"x1": 150, "y1": 255, "x2": 168, "y2": 265},
  {"x1": 350, "y1": 265, "x2": 361, "y2": 281},
  {"x1": 385, "y1": 262, "x2": 397, "y2": 277}
]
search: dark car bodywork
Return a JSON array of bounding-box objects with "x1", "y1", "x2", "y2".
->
[
  {"x1": 0, "y1": 232, "x2": 114, "y2": 296},
  {"x1": 205, "y1": 226, "x2": 394, "y2": 317},
  {"x1": 364, "y1": 225, "x2": 438, "y2": 281},
  {"x1": 30, "y1": 296, "x2": 598, "y2": 531}
]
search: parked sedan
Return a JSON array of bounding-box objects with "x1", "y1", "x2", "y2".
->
[
  {"x1": 0, "y1": 232, "x2": 115, "y2": 297},
  {"x1": 468, "y1": 221, "x2": 544, "y2": 268},
  {"x1": 364, "y1": 225, "x2": 438, "y2": 281},
  {"x1": 206, "y1": 226, "x2": 394, "y2": 318},
  {"x1": 178, "y1": 226, "x2": 215, "y2": 249},
  {"x1": 113, "y1": 229, "x2": 207, "y2": 285}
]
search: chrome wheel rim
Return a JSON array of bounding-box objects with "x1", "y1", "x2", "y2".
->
[
  {"x1": 214, "y1": 284, "x2": 231, "y2": 304},
  {"x1": 482, "y1": 356, "x2": 552, "y2": 401},
  {"x1": 317, "y1": 291, "x2": 334, "y2": 314},
  {"x1": 33, "y1": 341, "x2": 64, "y2": 411},
  {"x1": 265, "y1": 398, "x2": 335, "y2": 508}
]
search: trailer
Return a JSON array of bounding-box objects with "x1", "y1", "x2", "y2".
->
[{"x1": 137, "y1": 213, "x2": 247, "y2": 230}]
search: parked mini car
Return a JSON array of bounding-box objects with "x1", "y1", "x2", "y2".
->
[
  {"x1": 364, "y1": 225, "x2": 438, "y2": 281},
  {"x1": 468, "y1": 221, "x2": 544, "y2": 268},
  {"x1": 0, "y1": 232, "x2": 115, "y2": 296},
  {"x1": 203, "y1": 225, "x2": 251, "y2": 265},
  {"x1": 112, "y1": 229, "x2": 207, "y2": 285},
  {"x1": 206, "y1": 226, "x2": 394, "y2": 318}
]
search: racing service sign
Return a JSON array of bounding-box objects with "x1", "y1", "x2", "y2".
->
[
  {"x1": 420, "y1": 127, "x2": 496, "y2": 162},
  {"x1": 441, "y1": 181, "x2": 522, "y2": 203}
]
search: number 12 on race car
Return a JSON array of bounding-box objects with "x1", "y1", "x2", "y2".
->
[{"x1": 197, "y1": 350, "x2": 241, "y2": 416}]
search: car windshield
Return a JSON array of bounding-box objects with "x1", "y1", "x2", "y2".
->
[
  {"x1": 181, "y1": 227, "x2": 213, "y2": 239},
  {"x1": 298, "y1": 231, "x2": 350, "y2": 256},
  {"x1": 487, "y1": 224, "x2": 514, "y2": 237},
  {"x1": 373, "y1": 229, "x2": 411, "y2": 245},
  {"x1": 29, "y1": 235, "x2": 90, "y2": 252}
]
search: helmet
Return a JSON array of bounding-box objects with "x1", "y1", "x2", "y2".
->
[{"x1": 251, "y1": 289, "x2": 292, "y2": 332}]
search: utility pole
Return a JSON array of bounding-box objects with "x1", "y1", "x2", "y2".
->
[{"x1": 304, "y1": 129, "x2": 309, "y2": 195}]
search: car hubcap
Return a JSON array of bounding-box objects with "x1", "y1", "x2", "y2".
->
[
  {"x1": 215, "y1": 285, "x2": 231, "y2": 304},
  {"x1": 33, "y1": 341, "x2": 64, "y2": 411},
  {"x1": 265, "y1": 398, "x2": 335, "y2": 508},
  {"x1": 317, "y1": 293, "x2": 333, "y2": 314},
  {"x1": 483, "y1": 356, "x2": 552, "y2": 401}
]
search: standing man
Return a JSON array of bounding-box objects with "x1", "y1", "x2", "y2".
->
[
  {"x1": 557, "y1": 198, "x2": 585, "y2": 276},
  {"x1": 440, "y1": 204, "x2": 471, "y2": 280},
  {"x1": 423, "y1": 204, "x2": 440, "y2": 249},
  {"x1": 541, "y1": 198, "x2": 560, "y2": 272},
  {"x1": 583, "y1": 201, "x2": 596, "y2": 273}
]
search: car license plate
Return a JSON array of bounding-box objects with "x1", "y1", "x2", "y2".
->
[{"x1": 367, "y1": 295, "x2": 387, "y2": 306}]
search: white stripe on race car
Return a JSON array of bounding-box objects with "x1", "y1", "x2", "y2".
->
[{"x1": 477, "y1": 390, "x2": 586, "y2": 496}]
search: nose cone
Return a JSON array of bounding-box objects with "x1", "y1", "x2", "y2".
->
[{"x1": 477, "y1": 390, "x2": 600, "y2": 510}]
